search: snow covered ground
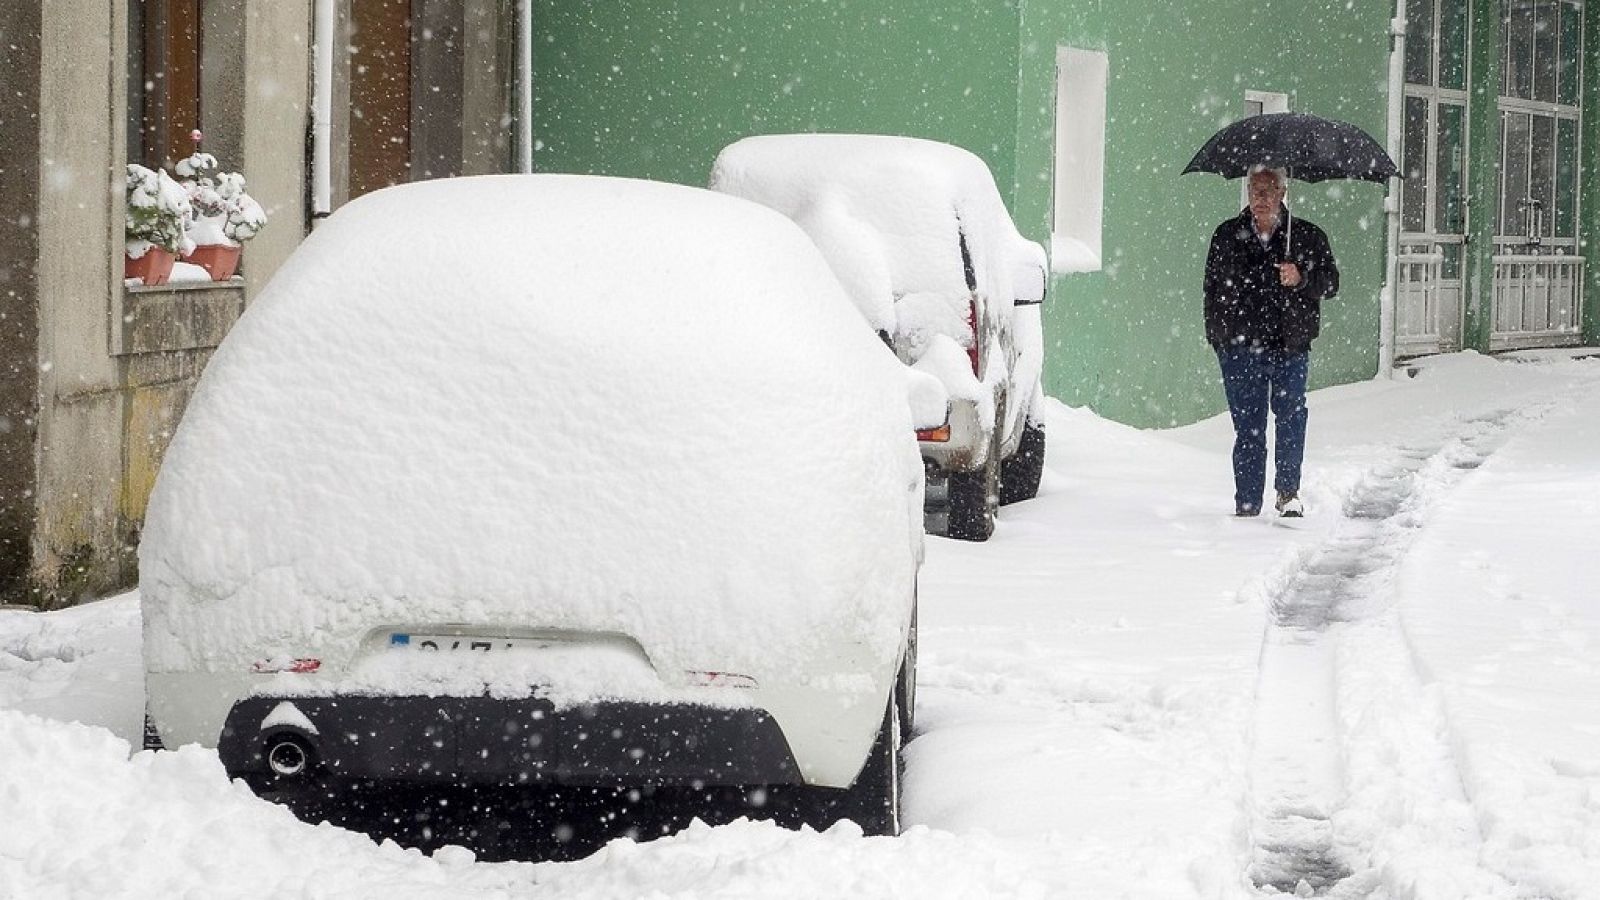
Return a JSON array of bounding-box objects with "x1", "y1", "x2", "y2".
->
[{"x1": 2, "y1": 350, "x2": 1597, "y2": 899}]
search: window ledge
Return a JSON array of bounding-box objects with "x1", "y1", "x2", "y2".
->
[
  {"x1": 117, "y1": 280, "x2": 247, "y2": 356},
  {"x1": 124, "y1": 276, "x2": 244, "y2": 294}
]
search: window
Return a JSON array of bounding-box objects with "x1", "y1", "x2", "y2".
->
[
  {"x1": 127, "y1": 1, "x2": 203, "y2": 168},
  {"x1": 1243, "y1": 90, "x2": 1289, "y2": 119},
  {"x1": 338, "y1": 0, "x2": 516, "y2": 205},
  {"x1": 1500, "y1": 0, "x2": 1582, "y2": 103},
  {"x1": 1401, "y1": 0, "x2": 1472, "y2": 272},
  {"x1": 1051, "y1": 47, "x2": 1108, "y2": 274},
  {"x1": 1495, "y1": 0, "x2": 1583, "y2": 247},
  {"x1": 125, "y1": 2, "x2": 247, "y2": 180}
]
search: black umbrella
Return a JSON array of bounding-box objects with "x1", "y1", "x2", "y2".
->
[
  {"x1": 1182, "y1": 112, "x2": 1400, "y2": 183},
  {"x1": 1183, "y1": 111, "x2": 1399, "y2": 256}
]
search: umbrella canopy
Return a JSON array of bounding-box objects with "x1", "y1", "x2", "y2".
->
[{"x1": 1182, "y1": 112, "x2": 1400, "y2": 183}]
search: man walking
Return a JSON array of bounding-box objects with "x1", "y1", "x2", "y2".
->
[{"x1": 1204, "y1": 167, "x2": 1340, "y2": 518}]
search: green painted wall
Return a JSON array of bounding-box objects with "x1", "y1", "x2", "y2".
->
[
  {"x1": 530, "y1": 0, "x2": 1022, "y2": 193},
  {"x1": 1017, "y1": 1, "x2": 1394, "y2": 427}
]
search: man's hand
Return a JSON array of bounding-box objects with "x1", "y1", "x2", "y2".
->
[{"x1": 1277, "y1": 262, "x2": 1302, "y2": 288}]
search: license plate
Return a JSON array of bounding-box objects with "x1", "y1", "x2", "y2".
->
[{"x1": 388, "y1": 633, "x2": 557, "y2": 653}]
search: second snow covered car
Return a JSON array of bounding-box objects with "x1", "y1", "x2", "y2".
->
[
  {"x1": 140, "y1": 175, "x2": 926, "y2": 835},
  {"x1": 710, "y1": 134, "x2": 1050, "y2": 541}
]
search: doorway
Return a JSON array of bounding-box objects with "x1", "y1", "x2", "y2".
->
[
  {"x1": 348, "y1": 0, "x2": 413, "y2": 200},
  {"x1": 1490, "y1": 0, "x2": 1585, "y2": 349}
]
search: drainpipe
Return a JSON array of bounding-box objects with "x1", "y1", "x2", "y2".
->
[
  {"x1": 516, "y1": 0, "x2": 533, "y2": 173},
  {"x1": 311, "y1": 0, "x2": 335, "y2": 219},
  {"x1": 1380, "y1": 9, "x2": 1407, "y2": 377}
]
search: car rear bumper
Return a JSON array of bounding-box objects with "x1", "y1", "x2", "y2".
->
[{"x1": 219, "y1": 694, "x2": 803, "y2": 788}]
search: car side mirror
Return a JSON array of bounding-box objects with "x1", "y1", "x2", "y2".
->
[{"x1": 1013, "y1": 262, "x2": 1046, "y2": 306}]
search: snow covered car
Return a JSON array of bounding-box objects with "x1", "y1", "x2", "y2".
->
[
  {"x1": 709, "y1": 134, "x2": 1049, "y2": 541},
  {"x1": 139, "y1": 174, "x2": 925, "y2": 835}
]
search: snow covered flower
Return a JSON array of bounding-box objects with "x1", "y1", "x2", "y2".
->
[
  {"x1": 124, "y1": 163, "x2": 194, "y2": 258},
  {"x1": 216, "y1": 171, "x2": 268, "y2": 243},
  {"x1": 175, "y1": 147, "x2": 268, "y2": 247}
]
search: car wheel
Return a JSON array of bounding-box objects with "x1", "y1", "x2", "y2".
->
[
  {"x1": 848, "y1": 685, "x2": 903, "y2": 836},
  {"x1": 999, "y1": 419, "x2": 1046, "y2": 506},
  {"x1": 945, "y1": 431, "x2": 1000, "y2": 542},
  {"x1": 802, "y1": 668, "x2": 904, "y2": 837},
  {"x1": 944, "y1": 469, "x2": 991, "y2": 540}
]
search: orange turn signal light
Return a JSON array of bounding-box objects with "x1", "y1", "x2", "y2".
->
[
  {"x1": 251, "y1": 658, "x2": 322, "y2": 674},
  {"x1": 916, "y1": 424, "x2": 952, "y2": 442}
]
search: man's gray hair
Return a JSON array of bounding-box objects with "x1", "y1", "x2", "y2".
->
[{"x1": 1248, "y1": 165, "x2": 1288, "y2": 190}]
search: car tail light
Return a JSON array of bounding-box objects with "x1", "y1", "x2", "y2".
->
[
  {"x1": 252, "y1": 658, "x2": 322, "y2": 674},
  {"x1": 685, "y1": 670, "x2": 759, "y2": 689},
  {"x1": 916, "y1": 423, "x2": 952, "y2": 442},
  {"x1": 966, "y1": 295, "x2": 981, "y2": 377}
]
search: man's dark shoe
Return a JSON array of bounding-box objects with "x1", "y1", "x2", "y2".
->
[
  {"x1": 1235, "y1": 504, "x2": 1260, "y2": 517},
  {"x1": 1275, "y1": 491, "x2": 1304, "y2": 518}
]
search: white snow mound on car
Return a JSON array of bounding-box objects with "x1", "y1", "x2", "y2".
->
[
  {"x1": 710, "y1": 133, "x2": 1047, "y2": 427},
  {"x1": 709, "y1": 133, "x2": 1046, "y2": 336},
  {"x1": 140, "y1": 174, "x2": 923, "y2": 687}
]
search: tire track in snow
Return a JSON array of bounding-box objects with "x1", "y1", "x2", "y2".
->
[{"x1": 1246, "y1": 406, "x2": 1551, "y2": 898}]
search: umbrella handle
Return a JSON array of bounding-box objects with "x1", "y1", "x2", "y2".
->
[{"x1": 1284, "y1": 167, "x2": 1293, "y2": 262}]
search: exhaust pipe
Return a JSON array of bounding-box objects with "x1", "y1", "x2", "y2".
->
[{"x1": 266, "y1": 737, "x2": 312, "y2": 778}]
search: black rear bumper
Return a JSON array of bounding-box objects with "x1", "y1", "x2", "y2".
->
[{"x1": 219, "y1": 695, "x2": 802, "y2": 787}]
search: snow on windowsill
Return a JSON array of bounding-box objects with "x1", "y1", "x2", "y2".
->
[
  {"x1": 1050, "y1": 234, "x2": 1102, "y2": 274},
  {"x1": 124, "y1": 266, "x2": 245, "y2": 293}
]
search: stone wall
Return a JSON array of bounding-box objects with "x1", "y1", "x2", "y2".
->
[
  {"x1": 0, "y1": 1, "x2": 42, "y2": 604},
  {"x1": 32, "y1": 0, "x2": 126, "y2": 607},
  {"x1": 8, "y1": 0, "x2": 305, "y2": 608},
  {"x1": 116, "y1": 282, "x2": 245, "y2": 551}
]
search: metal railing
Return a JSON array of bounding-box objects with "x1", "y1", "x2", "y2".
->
[
  {"x1": 1396, "y1": 249, "x2": 1444, "y2": 346},
  {"x1": 1490, "y1": 254, "x2": 1586, "y2": 350}
]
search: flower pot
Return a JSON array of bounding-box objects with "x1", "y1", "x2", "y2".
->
[
  {"x1": 182, "y1": 244, "x2": 242, "y2": 281},
  {"x1": 125, "y1": 246, "x2": 176, "y2": 285}
]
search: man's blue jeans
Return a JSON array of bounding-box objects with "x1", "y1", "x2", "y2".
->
[{"x1": 1215, "y1": 345, "x2": 1309, "y2": 514}]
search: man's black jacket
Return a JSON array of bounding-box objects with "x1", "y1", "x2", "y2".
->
[{"x1": 1203, "y1": 207, "x2": 1339, "y2": 353}]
